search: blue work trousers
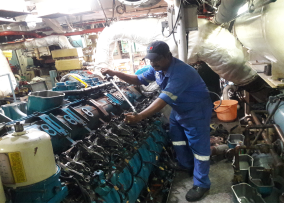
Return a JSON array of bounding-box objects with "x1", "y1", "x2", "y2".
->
[{"x1": 169, "y1": 98, "x2": 212, "y2": 188}]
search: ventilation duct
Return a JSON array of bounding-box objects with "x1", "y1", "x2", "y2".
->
[
  {"x1": 187, "y1": 19, "x2": 257, "y2": 85},
  {"x1": 94, "y1": 18, "x2": 257, "y2": 85},
  {"x1": 117, "y1": 0, "x2": 161, "y2": 8},
  {"x1": 0, "y1": 35, "x2": 73, "y2": 51}
]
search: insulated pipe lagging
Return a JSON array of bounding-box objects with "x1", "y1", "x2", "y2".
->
[
  {"x1": 213, "y1": 0, "x2": 247, "y2": 24},
  {"x1": 0, "y1": 35, "x2": 73, "y2": 50}
]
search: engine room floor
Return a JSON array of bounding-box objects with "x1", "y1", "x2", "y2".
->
[
  {"x1": 168, "y1": 159, "x2": 234, "y2": 203},
  {"x1": 168, "y1": 115, "x2": 241, "y2": 203}
]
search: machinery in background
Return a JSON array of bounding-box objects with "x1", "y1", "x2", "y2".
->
[
  {"x1": 0, "y1": 81, "x2": 174, "y2": 203},
  {"x1": 51, "y1": 48, "x2": 85, "y2": 72}
]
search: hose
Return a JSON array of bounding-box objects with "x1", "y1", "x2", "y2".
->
[{"x1": 209, "y1": 91, "x2": 222, "y2": 110}]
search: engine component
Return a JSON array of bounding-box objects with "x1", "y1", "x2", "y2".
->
[
  {"x1": 0, "y1": 123, "x2": 67, "y2": 202},
  {"x1": 0, "y1": 81, "x2": 172, "y2": 203},
  {"x1": 248, "y1": 167, "x2": 274, "y2": 196},
  {"x1": 27, "y1": 91, "x2": 65, "y2": 114},
  {"x1": 106, "y1": 74, "x2": 137, "y2": 113},
  {"x1": 267, "y1": 95, "x2": 284, "y2": 138},
  {"x1": 227, "y1": 134, "x2": 245, "y2": 149},
  {"x1": 231, "y1": 183, "x2": 266, "y2": 203},
  {"x1": 232, "y1": 154, "x2": 253, "y2": 183}
]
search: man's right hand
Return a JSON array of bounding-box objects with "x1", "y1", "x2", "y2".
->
[{"x1": 101, "y1": 68, "x2": 116, "y2": 76}]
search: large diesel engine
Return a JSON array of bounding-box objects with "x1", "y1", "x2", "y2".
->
[{"x1": 0, "y1": 81, "x2": 174, "y2": 203}]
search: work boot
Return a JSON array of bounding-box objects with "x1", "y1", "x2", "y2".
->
[{"x1": 185, "y1": 185, "x2": 210, "y2": 202}]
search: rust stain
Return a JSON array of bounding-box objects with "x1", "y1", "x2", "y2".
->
[{"x1": 34, "y1": 147, "x2": 38, "y2": 156}]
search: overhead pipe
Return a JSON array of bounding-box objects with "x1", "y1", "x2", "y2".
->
[
  {"x1": 0, "y1": 31, "x2": 44, "y2": 38},
  {"x1": 56, "y1": 28, "x2": 104, "y2": 36},
  {"x1": 234, "y1": 0, "x2": 284, "y2": 68},
  {"x1": 94, "y1": 18, "x2": 257, "y2": 86},
  {"x1": 0, "y1": 35, "x2": 73, "y2": 50},
  {"x1": 213, "y1": 0, "x2": 247, "y2": 25},
  {"x1": 174, "y1": 0, "x2": 187, "y2": 62}
]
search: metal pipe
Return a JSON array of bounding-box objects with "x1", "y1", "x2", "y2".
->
[
  {"x1": 213, "y1": 0, "x2": 247, "y2": 25},
  {"x1": 174, "y1": 0, "x2": 187, "y2": 62},
  {"x1": 250, "y1": 110, "x2": 284, "y2": 173},
  {"x1": 210, "y1": 144, "x2": 229, "y2": 156},
  {"x1": 0, "y1": 31, "x2": 44, "y2": 38},
  {"x1": 251, "y1": 102, "x2": 281, "y2": 145},
  {"x1": 61, "y1": 28, "x2": 104, "y2": 36}
]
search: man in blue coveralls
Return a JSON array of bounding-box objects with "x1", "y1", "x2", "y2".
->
[{"x1": 101, "y1": 41, "x2": 212, "y2": 202}]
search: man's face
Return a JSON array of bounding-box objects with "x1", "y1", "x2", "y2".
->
[{"x1": 150, "y1": 54, "x2": 170, "y2": 71}]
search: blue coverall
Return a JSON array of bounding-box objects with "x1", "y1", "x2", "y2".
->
[{"x1": 137, "y1": 58, "x2": 212, "y2": 188}]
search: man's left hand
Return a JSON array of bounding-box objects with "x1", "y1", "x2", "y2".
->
[{"x1": 124, "y1": 113, "x2": 142, "y2": 124}]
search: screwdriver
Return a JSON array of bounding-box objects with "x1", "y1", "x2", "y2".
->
[{"x1": 105, "y1": 74, "x2": 137, "y2": 114}]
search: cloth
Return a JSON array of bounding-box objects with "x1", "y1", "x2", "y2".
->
[
  {"x1": 137, "y1": 57, "x2": 210, "y2": 114},
  {"x1": 170, "y1": 98, "x2": 212, "y2": 188},
  {"x1": 137, "y1": 57, "x2": 212, "y2": 188},
  {"x1": 135, "y1": 65, "x2": 151, "y2": 75}
]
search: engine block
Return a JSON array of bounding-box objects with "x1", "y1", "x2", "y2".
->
[{"x1": 0, "y1": 82, "x2": 173, "y2": 203}]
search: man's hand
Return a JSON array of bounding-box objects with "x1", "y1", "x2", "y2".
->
[
  {"x1": 124, "y1": 113, "x2": 143, "y2": 124},
  {"x1": 101, "y1": 68, "x2": 116, "y2": 76}
]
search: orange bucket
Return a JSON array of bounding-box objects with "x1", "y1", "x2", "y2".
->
[{"x1": 214, "y1": 100, "x2": 238, "y2": 122}]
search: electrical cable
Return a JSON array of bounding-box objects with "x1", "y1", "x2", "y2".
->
[
  {"x1": 162, "y1": 2, "x2": 182, "y2": 38},
  {"x1": 209, "y1": 91, "x2": 222, "y2": 110},
  {"x1": 171, "y1": 7, "x2": 178, "y2": 46}
]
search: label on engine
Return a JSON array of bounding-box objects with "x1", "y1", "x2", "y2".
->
[
  {"x1": 8, "y1": 152, "x2": 27, "y2": 183},
  {"x1": 0, "y1": 153, "x2": 15, "y2": 184}
]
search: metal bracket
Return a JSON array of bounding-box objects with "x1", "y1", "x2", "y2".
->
[
  {"x1": 105, "y1": 93, "x2": 123, "y2": 106},
  {"x1": 89, "y1": 99, "x2": 109, "y2": 117},
  {"x1": 62, "y1": 107, "x2": 91, "y2": 132},
  {"x1": 39, "y1": 114, "x2": 71, "y2": 136}
]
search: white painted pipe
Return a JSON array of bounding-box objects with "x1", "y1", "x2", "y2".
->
[
  {"x1": 0, "y1": 35, "x2": 73, "y2": 50},
  {"x1": 234, "y1": 0, "x2": 284, "y2": 66},
  {"x1": 174, "y1": 0, "x2": 187, "y2": 62}
]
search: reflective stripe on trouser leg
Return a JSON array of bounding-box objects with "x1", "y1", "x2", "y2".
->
[
  {"x1": 193, "y1": 158, "x2": 210, "y2": 188},
  {"x1": 182, "y1": 124, "x2": 211, "y2": 188},
  {"x1": 170, "y1": 114, "x2": 194, "y2": 170}
]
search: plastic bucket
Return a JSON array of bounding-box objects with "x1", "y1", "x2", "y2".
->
[{"x1": 214, "y1": 100, "x2": 238, "y2": 122}]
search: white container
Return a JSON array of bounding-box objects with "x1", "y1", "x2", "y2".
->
[
  {"x1": 0, "y1": 176, "x2": 6, "y2": 203},
  {"x1": 0, "y1": 129, "x2": 57, "y2": 188}
]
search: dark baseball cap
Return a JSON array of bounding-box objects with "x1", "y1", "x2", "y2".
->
[{"x1": 145, "y1": 41, "x2": 170, "y2": 60}]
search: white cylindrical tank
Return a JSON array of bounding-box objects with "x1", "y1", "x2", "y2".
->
[
  {"x1": 0, "y1": 129, "x2": 57, "y2": 188},
  {"x1": 0, "y1": 176, "x2": 6, "y2": 203},
  {"x1": 234, "y1": 0, "x2": 284, "y2": 65}
]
